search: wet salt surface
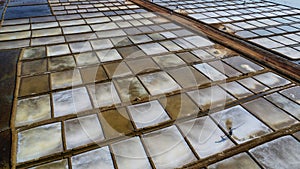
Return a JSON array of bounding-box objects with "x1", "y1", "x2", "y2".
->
[
  {"x1": 111, "y1": 137, "x2": 152, "y2": 169},
  {"x1": 153, "y1": 54, "x2": 186, "y2": 68},
  {"x1": 178, "y1": 116, "x2": 234, "y2": 158},
  {"x1": 194, "y1": 63, "x2": 227, "y2": 81},
  {"x1": 51, "y1": 69, "x2": 82, "y2": 89},
  {"x1": 280, "y1": 86, "x2": 300, "y2": 104},
  {"x1": 254, "y1": 72, "x2": 291, "y2": 88},
  {"x1": 220, "y1": 81, "x2": 253, "y2": 99},
  {"x1": 53, "y1": 87, "x2": 92, "y2": 117},
  {"x1": 15, "y1": 94, "x2": 51, "y2": 127},
  {"x1": 139, "y1": 71, "x2": 181, "y2": 95},
  {"x1": 49, "y1": 55, "x2": 76, "y2": 72},
  {"x1": 64, "y1": 114, "x2": 105, "y2": 149},
  {"x1": 159, "y1": 93, "x2": 199, "y2": 119},
  {"x1": 265, "y1": 92, "x2": 300, "y2": 120},
  {"x1": 223, "y1": 56, "x2": 263, "y2": 74},
  {"x1": 211, "y1": 105, "x2": 272, "y2": 144},
  {"x1": 114, "y1": 77, "x2": 149, "y2": 102},
  {"x1": 250, "y1": 136, "x2": 300, "y2": 169},
  {"x1": 127, "y1": 100, "x2": 170, "y2": 129},
  {"x1": 187, "y1": 85, "x2": 236, "y2": 110},
  {"x1": 71, "y1": 146, "x2": 114, "y2": 169},
  {"x1": 208, "y1": 153, "x2": 260, "y2": 169},
  {"x1": 238, "y1": 77, "x2": 269, "y2": 94},
  {"x1": 138, "y1": 43, "x2": 168, "y2": 55},
  {"x1": 142, "y1": 126, "x2": 197, "y2": 169},
  {"x1": 208, "y1": 60, "x2": 242, "y2": 77},
  {"x1": 243, "y1": 98, "x2": 298, "y2": 130},
  {"x1": 87, "y1": 82, "x2": 121, "y2": 108},
  {"x1": 168, "y1": 66, "x2": 211, "y2": 88},
  {"x1": 99, "y1": 108, "x2": 134, "y2": 139},
  {"x1": 17, "y1": 123, "x2": 63, "y2": 163}
]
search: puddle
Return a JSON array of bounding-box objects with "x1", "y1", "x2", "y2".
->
[
  {"x1": 69, "y1": 41, "x2": 93, "y2": 53},
  {"x1": 187, "y1": 86, "x2": 236, "y2": 110},
  {"x1": 184, "y1": 35, "x2": 214, "y2": 48},
  {"x1": 0, "y1": 31, "x2": 30, "y2": 41},
  {"x1": 47, "y1": 44, "x2": 71, "y2": 57},
  {"x1": 103, "y1": 61, "x2": 132, "y2": 79},
  {"x1": 168, "y1": 66, "x2": 210, "y2": 88},
  {"x1": 178, "y1": 116, "x2": 234, "y2": 158},
  {"x1": 153, "y1": 54, "x2": 186, "y2": 69},
  {"x1": 32, "y1": 27, "x2": 61, "y2": 38},
  {"x1": 176, "y1": 52, "x2": 201, "y2": 64},
  {"x1": 80, "y1": 66, "x2": 108, "y2": 84},
  {"x1": 53, "y1": 87, "x2": 92, "y2": 117},
  {"x1": 5, "y1": 5, "x2": 51, "y2": 19},
  {"x1": 208, "y1": 60, "x2": 242, "y2": 77},
  {"x1": 74, "y1": 52, "x2": 99, "y2": 67},
  {"x1": 138, "y1": 43, "x2": 168, "y2": 55},
  {"x1": 129, "y1": 35, "x2": 152, "y2": 44},
  {"x1": 111, "y1": 137, "x2": 152, "y2": 169},
  {"x1": 19, "y1": 74, "x2": 49, "y2": 97},
  {"x1": 9, "y1": 0, "x2": 48, "y2": 6},
  {"x1": 294, "y1": 131, "x2": 300, "y2": 140},
  {"x1": 250, "y1": 136, "x2": 300, "y2": 169},
  {"x1": 63, "y1": 25, "x2": 91, "y2": 35},
  {"x1": 211, "y1": 105, "x2": 272, "y2": 144},
  {"x1": 173, "y1": 38, "x2": 196, "y2": 49},
  {"x1": 111, "y1": 37, "x2": 133, "y2": 47},
  {"x1": 142, "y1": 126, "x2": 197, "y2": 169},
  {"x1": 160, "y1": 41, "x2": 182, "y2": 51},
  {"x1": 223, "y1": 56, "x2": 263, "y2": 74},
  {"x1": 194, "y1": 63, "x2": 227, "y2": 81},
  {"x1": 87, "y1": 82, "x2": 121, "y2": 108},
  {"x1": 265, "y1": 93, "x2": 300, "y2": 120},
  {"x1": 126, "y1": 58, "x2": 160, "y2": 74},
  {"x1": 220, "y1": 81, "x2": 253, "y2": 99},
  {"x1": 117, "y1": 46, "x2": 146, "y2": 58},
  {"x1": 243, "y1": 98, "x2": 298, "y2": 130},
  {"x1": 49, "y1": 55, "x2": 76, "y2": 72},
  {"x1": 64, "y1": 114, "x2": 105, "y2": 149},
  {"x1": 159, "y1": 93, "x2": 199, "y2": 119},
  {"x1": 99, "y1": 108, "x2": 134, "y2": 139},
  {"x1": 21, "y1": 59, "x2": 47, "y2": 76},
  {"x1": 191, "y1": 49, "x2": 215, "y2": 61},
  {"x1": 15, "y1": 95, "x2": 51, "y2": 127},
  {"x1": 17, "y1": 123, "x2": 63, "y2": 163},
  {"x1": 90, "y1": 39, "x2": 113, "y2": 50},
  {"x1": 280, "y1": 86, "x2": 300, "y2": 104},
  {"x1": 96, "y1": 49, "x2": 122, "y2": 62},
  {"x1": 51, "y1": 69, "x2": 82, "y2": 89},
  {"x1": 22, "y1": 47, "x2": 46, "y2": 60},
  {"x1": 114, "y1": 77, "x2": 149, "y2": 102},
  {"x1": 253, "y1": 72, "x2": 291, "y2": 88},
  {"x1": 238, "y1": 77, "x2": 269, "y2": 94},
  {"x1": 127, "y1": 100, "x2": 170, "y2": 129},
  {"x1": 71, "y1": 146, "x2": 114, "y2": 169},
  {"x1": 139, "y1": 71, "x2": 181, "y2": 95},
  {"x1": 208, "y1": 153, "x2": 260, "y2": 169}
]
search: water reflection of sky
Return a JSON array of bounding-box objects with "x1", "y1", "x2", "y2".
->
[{"x1": 270, "y1": 0, "x2": 300, "y2": 8}]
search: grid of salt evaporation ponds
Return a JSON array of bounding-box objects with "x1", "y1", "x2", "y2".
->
[
  {"x1": 152, "y1": 0, "x2": 300, "y2": 63},
  {"x1": 8, "y1": 0, "x2": 300, "y2": 168}
]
